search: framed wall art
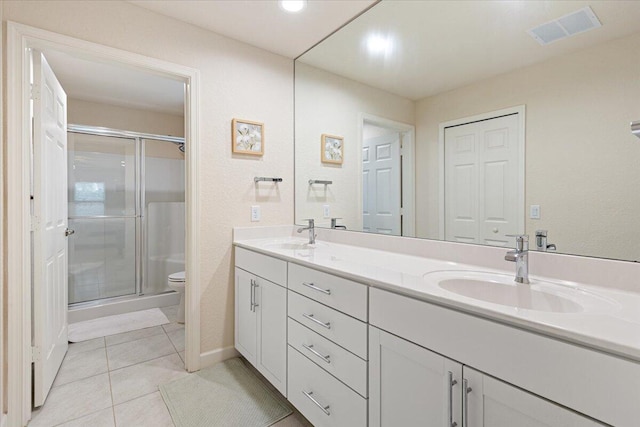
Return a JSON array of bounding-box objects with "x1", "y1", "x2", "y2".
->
[
  {"x1": 321, "y1": 134, "x2": 343, "y2": 164},
  {"x1": 232, "y1": 118, "x2": 264, "y2": 155}
]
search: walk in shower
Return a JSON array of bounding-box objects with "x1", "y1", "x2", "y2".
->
[{"x1": 67, "y1": 125, "x2": 185, "y2": 320}]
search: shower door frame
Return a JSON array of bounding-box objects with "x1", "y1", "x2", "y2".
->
[{"x1": 67, "y1": 124, "x2": 186, "y2": 305}]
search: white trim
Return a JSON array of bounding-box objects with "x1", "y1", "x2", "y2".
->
[
  {"x1": 358, "y1": 113, "x2": 416, "y2": 237},
  {"x1": 199, "y1": 346, "x2": 240, "y2": 369},
  {"x1": 438, "y1": 105, "x2": 526, "y2": 240},
  {"x1": 6, "y1": 22, "x2": 201, "y2": 424}
]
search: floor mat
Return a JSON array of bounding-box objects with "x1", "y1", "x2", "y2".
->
[{"x1": 160, "y1": 358, "x2": 292, "y2": 427}]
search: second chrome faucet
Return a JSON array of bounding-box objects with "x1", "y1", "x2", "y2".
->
[
  {"x1": 297, "y1": 219, "x2": 316, "y2": 244},
  {"x1": 505, "y1": 234, "x2": 529, "y2": 284}
]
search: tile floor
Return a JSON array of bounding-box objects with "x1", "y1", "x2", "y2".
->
[{"x1": 29, "y1": 305, "x2": 312, "y2": 427}]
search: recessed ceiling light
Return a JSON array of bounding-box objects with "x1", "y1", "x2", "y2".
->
[
  {"x1": 366, "y1": 34, "x2": 392, "y2": 55},
  {"x1": 280, "y1": 0, "x2": 306, "y2": 13}
]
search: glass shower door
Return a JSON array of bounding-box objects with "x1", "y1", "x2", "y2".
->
[{"x1": 67, "y1": 132, "x2": 138, "y2": 304}]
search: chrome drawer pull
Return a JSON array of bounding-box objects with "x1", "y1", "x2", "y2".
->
[
  {"x1": 463, "y1": 379, "x2": 472, "y2": 427},
  {"x1": 302, "y1": 391, "x2": 331, "y2": 416},
  {"x1": 302, "y1": 282, "x2": 331, "y2": 295},
  {"x1": 302, "y1": 343, "x2": 331, "y2": 363},
  {"x1": 302, "y1": 313, "x2": 331, "y2": 329}
]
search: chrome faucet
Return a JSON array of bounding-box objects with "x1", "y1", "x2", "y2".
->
[
  {"x1": 535, "y1": 230, "x2": 556, "y2": 252},
  {"x1": 505, "y1": 234, "x2": 529, "y2": 284},
  {"x1": 330, "y1": 218, "x2": 346, "y2": 230},
  {"x1": 297, "y1": 219, "x2": 316, "y2": 244}
]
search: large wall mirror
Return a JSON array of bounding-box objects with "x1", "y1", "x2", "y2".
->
[{"x1": 295, "y1": 0, "x2": 640, "y2": 262}]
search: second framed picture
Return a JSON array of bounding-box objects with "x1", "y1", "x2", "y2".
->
[{"x1": 321, "y1": 134, "x2": 343, "y2": 164}]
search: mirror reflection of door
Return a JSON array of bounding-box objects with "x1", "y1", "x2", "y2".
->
[
  {"x1": 444, "y1": 113, "x2": 523, "y2": 247},
  {"x1": 363, "y1": 123, "x2": 402, "y2": 235}
]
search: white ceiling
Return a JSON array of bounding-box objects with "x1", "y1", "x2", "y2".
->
[
  {"x1": 44, "y1": 50, "x2": 186, "y2": 115},
  {"x1": 298, "y1": 1, "x2": 640, "y2": 100},
  {"x1": 128, "y1": 0, "x2": 378, "y2": 58},
  {"x1": 42, "y1": 0, "x2": 375, "y2": 116}
]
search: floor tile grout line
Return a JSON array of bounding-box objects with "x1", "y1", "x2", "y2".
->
[{"x1": 104, "y1": 344, "x2": 118, "y2": 427}]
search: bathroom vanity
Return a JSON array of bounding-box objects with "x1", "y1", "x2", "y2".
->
[{"x1": 234, "y1": 227, "x2": 640, "y2": 427}]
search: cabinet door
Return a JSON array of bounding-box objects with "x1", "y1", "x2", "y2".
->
[
  {"x1": 369, "y1": 326, "x2": 462, "y2": 427},
  {"x1": 256, "y1": 279, "x2": 287, "y2": 396},
  {"x1": 464, "y1": 367, "x2": 604, "y2": 427},
  {"x1": 235, "y1": 268, "x2": 257, "y2": 364}
]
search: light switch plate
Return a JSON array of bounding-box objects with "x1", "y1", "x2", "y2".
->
[
  {"x1": 323, "y1": 204, "x2": 330, "y2": 218},
  {"x1": 530, "y1": 205, "x2": 540, "y2": 219},
  {"x1": 251, "y1": 205, "x2": 260, "y2": 222}
]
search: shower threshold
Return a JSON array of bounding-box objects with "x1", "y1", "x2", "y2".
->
[{"x1": 68, "y1": 291, "x2": 181, "y2": 324}]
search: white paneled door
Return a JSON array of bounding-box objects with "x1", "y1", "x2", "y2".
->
[
  {"x1": 32, "y1": 51, "x2": 69, "y2": 407},
  {"x1": 362, "y1": 133, "x2": 402, "y2": 235},
  {"x1": 444, "y1": 113, "x2": 522, "y2": 247}
]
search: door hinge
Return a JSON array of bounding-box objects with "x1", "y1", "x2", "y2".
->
[
  {"x1": 31, "y1": 216, "x2": 39, "y2": 232},
  {"x1": 31, "y1": 346, "x2": 41, "y2": 363},
  {"x1": 400, "y1": 208, "x2": 404, "y2": 215},
  {"x1": 30, "y1": 83, "x2": 40, "y2": 101}
]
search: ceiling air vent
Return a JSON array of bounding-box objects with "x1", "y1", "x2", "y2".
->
[{"x1": 528, "y1": 6, "x2": 602, "y2": 46}]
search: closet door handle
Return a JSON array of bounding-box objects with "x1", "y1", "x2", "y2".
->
[
  {"x1": 302, "y1": 391, "x2": 331, "y2": 416},
  {"x1": 302, "y1": 344, "x2": 331, "y2": 364},
  {"x1": 302, "y1": 282, "x2": 331, "y2": 295},
  {"x1": 302, "y1": 313, "x2": 331, "y2": 329},
  {"x1": 448, "y1": 371, "x2": 458, "y2": 427},
  {"x1": 463, "y1": 379, "x2": 472, "y2": 427}
]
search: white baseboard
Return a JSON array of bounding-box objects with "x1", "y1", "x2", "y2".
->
[{"x1": 199, "y1": 346, "x2": 239, "y2": 369}]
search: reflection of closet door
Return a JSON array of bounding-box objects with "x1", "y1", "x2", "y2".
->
[
  {"x1": 362, "y1": 133, "x2": 402, "y2": 235},
  {"x1": 444, "y1": 113, "x2": 521, "y2": 246}
]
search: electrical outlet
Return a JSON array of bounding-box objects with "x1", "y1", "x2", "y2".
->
[
  {"x1": 323, "y1": 204, "x2": 330, "y2": 218},
  {"x1": 251, "y1": 205, "x2": 261, "y2": 222},
  {"x1": 530, "y1": 205, "x2": 540, "y2": 219}
]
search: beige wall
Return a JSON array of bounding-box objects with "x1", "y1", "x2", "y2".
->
[
  {"x1": 68, "y1": 99, "x2": 184, "y2": 137},
  {"x1": 416, "y1": 31, "x2": 640, "y2": 261},
  {"x1": 3, "y1": 1, "x2": 294, "y2": 357},
  {"x1": 295, "y1": 63, "x2": 415, "y2": 230}
]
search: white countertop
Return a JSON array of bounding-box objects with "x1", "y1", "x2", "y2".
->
[{"x1": 234, "y1": 236, "x2": 640, "y2": 363}]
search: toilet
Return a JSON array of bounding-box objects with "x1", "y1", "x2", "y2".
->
[{"x1": 167, "y1": 271, "x2": 186, "y2": 323}]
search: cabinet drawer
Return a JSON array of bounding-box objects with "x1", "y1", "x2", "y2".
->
[
  {"x1": 235, "y1": 247, "x2": 287, "y2": 286},
  {"x1": 288, "y1": 263, "x2": 368, "y2": 321},
  {"x1": 288, "y1": 291, "x2": 368, "y2": 359},
  {"x1": 288, "y1": 346, "x2": 367, "y2": 427},
  {"x1": 288, "y1": 318, "x2": 367, "y2": 397}
]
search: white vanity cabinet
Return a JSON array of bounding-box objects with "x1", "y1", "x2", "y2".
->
[
  {"x1": 287, "y1": 263, "x2": 368, "y2": 427},
  {"x1": 370, "y1": 326, "x2": 602, "y2": 427},
  {"x1": 369, "y1": 288, "x2": 627, "y2": 426},
  {"x1": 234, "y1": 248, "x2": 288, "y2": 396},
  {"x1": 369, "y1": 326, "x2": 463, "y2": 427}
]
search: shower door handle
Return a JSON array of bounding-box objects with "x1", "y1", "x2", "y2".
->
[{"x1": 65, "y1": 228, "x2": 75, "y2": 237}]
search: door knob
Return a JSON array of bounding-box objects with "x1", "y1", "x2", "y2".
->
[{"x1": 65, "y1": 228, "x2": 75, "y2": 237}]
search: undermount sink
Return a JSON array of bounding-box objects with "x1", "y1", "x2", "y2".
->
[
  {"x1": 423, "y1": 271, "x2": 613, "y2": 313},
  {"x1": 263, "y1": 241, "x2": 325, "y2": 251}
]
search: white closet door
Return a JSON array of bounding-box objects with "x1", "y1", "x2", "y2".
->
[
  {"x1": 445, "y1": 114, "x2": 521, "y2": 246},
  {"x1": 32, "y1": 51, "x2": 69, "y2": 407}
]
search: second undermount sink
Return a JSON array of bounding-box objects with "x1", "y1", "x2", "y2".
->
[{"x1": 423, "y1": 271, "x2": 614, "y2": 314}]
